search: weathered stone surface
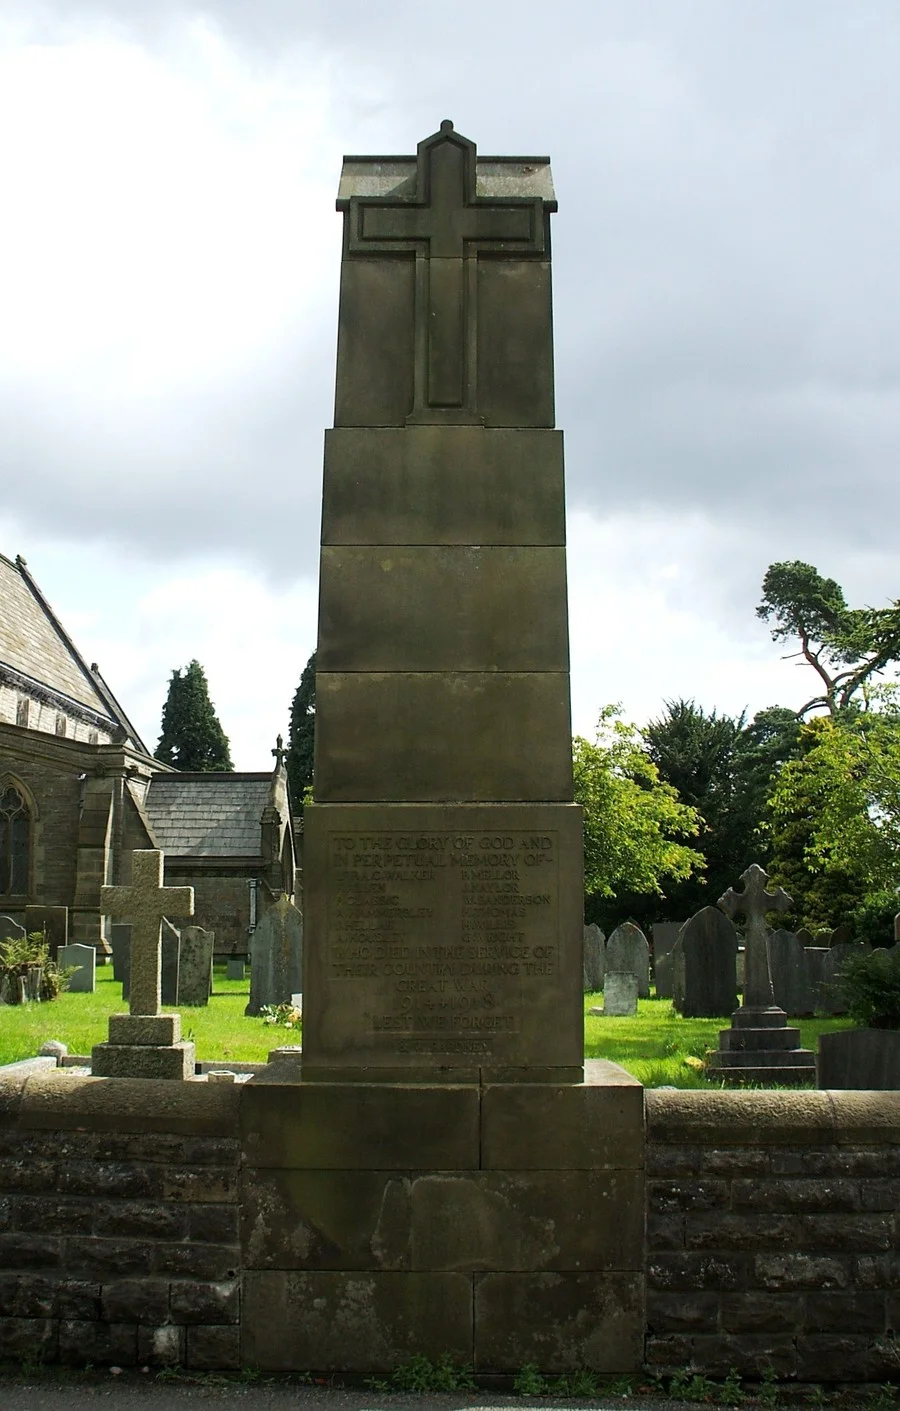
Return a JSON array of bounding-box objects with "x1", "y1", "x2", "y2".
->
[
  {"x1": 719, "y1": 864, "x2": 792, "y2": 1010},
  {"x1": 90, "y1": 1042, "x2": 195, "y2": 1081},
  {"x1": 318, "y1": 546, "x2": 569, "y2": 672},
  {"x1": 583, "y1": 923, "x2": 605, "y2": 992},
  {"x1": 178, "y1": 926, "x2": 214, "y2": 1007},
  {"x1": 160, "y1": 919, "x2": 180, "y2": 1006},
  {"x1": 24, "y1": 906, "x2": 68, "y2": 960},
  {"x1": 302, "y1": 803, "x2": 583, "y2": 1079},
  {"x1": 226, "y1": 956, "x2": 244, "y2": 981},
  {"x1": 322, "y1": 427, "x2": 565, "y2": 546},
  {"x1": 110, "y1": 924, "x2": 131, "y2": 990},
  {"x1": 242, "y1": 1270, "x2": 472, "y2": 1370},
  {"x1": 106, "y1": 1014, "x2": 181, "y2": 1047},
  {"x1": 672, "y1": 908, "x2": 738, "y2": 1018},
  {"x1": 820, "y1": 941, "x2": 871, "y2": 1015},
  {"x1": 603, "y1": 972, "x2": 638, "y2": 1016},
  {"x1": 767, "y1": 928, "x2": 813, "y2": 1016},
  {"x1": 241, "y1": 1167, "x2": 644, "y2": 1273},
  {"x1": 606, "y1": 923, "x2": 650, "y2": 998},
  {"x1": 651, "y1": 922, "x2": 682, "y2": 999},
  {"x1": 58, "y1": 944, "x2": 95, "y2": 994},
  {"x1": 481, "y1": 1064, "x2": 644, "y2": 1170},
  {"x1": 817, "y1": 1029, "x2": 900, "y2": 1089},
  {"x1": 474, "y1": 1271, "x2": 644, "y2": 1371},
  {"x1": 315, "y1": 671, "x2": 573, "y2": 803},
  {"x1": 241, "y1": 1082, "x2": 480, "y2": 1171},
  {"x1": 245, "y1": 896, "x2": 302, "y2": 1018}
]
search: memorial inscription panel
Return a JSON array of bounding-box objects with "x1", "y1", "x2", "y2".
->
[{"x1": 303, "y1": 804, "x2": 583, "y2": 1077}]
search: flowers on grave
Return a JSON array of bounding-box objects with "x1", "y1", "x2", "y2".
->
[{"x1": 260, "y1": 1002, "x2": 302, "y2": 1030}]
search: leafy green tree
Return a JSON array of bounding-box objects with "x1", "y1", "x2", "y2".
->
[
  {"x1": 286, "y1": 650, "x2": 316, "y2": 811},
  {"x1": 573, "y1": 706, "x2": 703, "y2": 930},
  {"x1": 639, "y1": 700, "x2": 801, "y2": 922},
  {"x1": 757, "y1": 561, "x2": 900, "y2": 715},
  {"x1": 155, "y1": 660, "x2": 232, "y2": 772},
  {"x1": 767, "y1": 707, "x2": 900, "y2": 938}
]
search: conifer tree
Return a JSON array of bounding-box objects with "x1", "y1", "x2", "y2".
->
[
  {"x1": 286, "y1": 650, "x2": 316, "y2": 810},
  {"x1": 155, "y1": 660, "x2": 233, "y2": 771}
]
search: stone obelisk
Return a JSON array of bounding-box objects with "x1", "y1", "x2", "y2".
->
[{"x1": 302, "y1": 121, "x2": 583, "y2": 1082}]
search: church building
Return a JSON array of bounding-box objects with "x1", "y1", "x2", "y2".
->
[{"x1": 0, "y1": 551, "x2": 295, "y2": 955}]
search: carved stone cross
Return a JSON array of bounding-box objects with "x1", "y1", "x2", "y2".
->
[
  {"x1": 718, "y1": 863, "x2": 793, "y2": 1010},
  {"x1": 272, "y1": 734, "x2": 287, "y2": 769},
  {"x1": 101, "y1": 851, "x2": 194, "y2": 1016},
  {"x1": 345, "y1": 119, "x2": 547, "y2": 421}
]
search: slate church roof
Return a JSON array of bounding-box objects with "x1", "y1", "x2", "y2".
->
[
  {"x1": 0, "y1": 551, "x2": 147, "y2": 751},
  {"x1": 143, "y1": 773, "x2": 275, "y2": 858}
]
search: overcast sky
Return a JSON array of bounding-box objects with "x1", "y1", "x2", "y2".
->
[{"x1": 2, "y1": 1, "x2": 899, "y2": 766}]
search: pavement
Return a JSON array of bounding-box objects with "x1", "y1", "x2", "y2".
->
[{"x1": 0, "y1": 1373, "x2": 874, "y2": 1411}]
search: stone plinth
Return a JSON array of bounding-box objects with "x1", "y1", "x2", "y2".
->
[
  {"x1": 240, "y1": 1060, "x2": 644, "y2": 1373},
  {"x1": 92, "y1": 1010, "x2": 195, "y2": 1079},
  {"x1": 705, "y1": 1007, "x2": 816, "y2": 1085}
]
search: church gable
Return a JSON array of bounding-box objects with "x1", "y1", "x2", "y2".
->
[{"x1": 0, "y1": 552, "x2": 146, "y2": 750}]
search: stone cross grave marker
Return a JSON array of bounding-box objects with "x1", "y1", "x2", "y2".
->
[
  {"x1": 718, "y1": 863, "x2": 792, "y2": 1011},
  {"x1": 101, "y1": 851, "x2": 194, "y2": 1016}
]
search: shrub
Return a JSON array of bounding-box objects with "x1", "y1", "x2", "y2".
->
[{"x1": 842, "y1": 946, "x2": 900, "y2": 1029}]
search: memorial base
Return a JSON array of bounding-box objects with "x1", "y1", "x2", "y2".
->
[
  {"x1": 92, "y1": 1014, "x2": 195, "y2": 1080},
  {"x1": 705, "y1": 1006, "x2": 816, "y2": 1086}
]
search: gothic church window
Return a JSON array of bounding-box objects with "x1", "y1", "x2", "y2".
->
[{"x1": 0, "y1": 784, "x2": 30, "y2": 896}]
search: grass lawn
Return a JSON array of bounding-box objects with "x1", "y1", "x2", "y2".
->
[{"x1": 0, "y1": 970, "x2": 854, "y2": 1086}]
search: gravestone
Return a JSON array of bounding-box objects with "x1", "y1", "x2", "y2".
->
[
  {"x1": 227, "y1": 955, "x2": 245, "y2": 981},
  {"x1": 111, "y1": 924, "x2": 131, "y2": 990},
  {"x1": 92, "y1": 850, "x2": 195, "y2": 1079},
  {"x1": 0, "y1": 915, "x2": 24, "y2": 942},
  {"x1": 895, "y1": 913, "x2": 900, "y2": 943},
  {"x1": 651, "y1": 921, "x2": 682, "y2": 999},
  {"x1": 246, "y1": 896, "x2": 303, "y2": 1017},
  {"x1": 804, "y1": 947, "x2": 830, "y2": 1011},
  {"x1": 161, "y1": 919, "x2": 180, "y2": 1006},
  {"x1": 706, "y1": 864, "x2": 815, "y2": 1085},
  {"x1": 302, "y1": 119, "x2": 583, "y2": 1083},
  {"x1": 24, "y1": 905, "x2": 68, "y2": 961},
  {"x1": 58, "y1": 942, "x2": 95, "y2": 994},
  {"x1": 672, "y1": 907, "x2": 737, "y2": 1018},
  {"x1": 177, "y1": 925, "x2": 214, "y2": 1007},
  {"x1": 795, "y1": 927, "x2": 816, "y2": 949},
  {"x1": 829, "y1": 923, "x2": 853, "y2": 948},
  {"x1": 767, "y1": 928, "x2": 814, "y2": 1016},
  {"x1": 602, "y1": 972, "x2": 639, "y2": 1016},
  {"x1": 583, "y1": 923, "x2": 605, "y2": 992},
  {"x1": 820, "y1": 941, "x2": 871, "y2": 1016},
  {"x1": 606, "y1": 923, "x2": 650, "y2": 999}
]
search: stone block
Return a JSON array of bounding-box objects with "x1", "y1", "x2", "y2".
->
[
  {"x1": 241, "y1": 1270, "x2": 472, "y2": 1371},
  {"x1": 602, "y1": 971, "x2": 639, "y2": 1015},
  {"x1": 334, "y1": 257, "x2": 416, "y2": 426},
  {"x1": 301, "y1": 802, "x2": 583, "y2": 1078},
  {"x1": 314, "y1": 671, "x2": 573, "y2": 802},
  {"x1": 169, "y1": 1279, "x2": 240, "y2": 1324},
  {"x1": 476, "y1": 259, "x2": 555, "y2": 427},
  {"x1": 14, "y1": 1073, "x2": 240, "y2": 1136},
  {"x1": 91, "y1": 1041, "x2": 195, "y2": 1080},
  {"x1": 107, "y1": 1013, "x2": 181, "y2": 1047},
  {"x1": 474, "y1": 1271, "x2": 643, "y2": 1372},
  {"x1": 186, "y1": 1322, "x2": 241, "y2": 1370},
  {"x1": 241, "y1": 1167, "x2": 644, "y2": 1273},
  {"x1": 102, "y1": 1277, "x2": 170, "y2": 1324},
  {"x1": 241, "y1": 1082, "x2": 480, "y2": 1170},
  {"x1": 137, "y1": 1322, "x2": 184, "y2": 1366},
  {"x1": 817, "y1": 1028, "x2": 900, "y2": 1089},
  {"x1": 322, "y1": 427, "x2": 565, "y2": 545},
  {"x1": 318, "y1": 546, "x2": 569, "y2": 673},
  {"x1": 481, "y1": 1063, "x2": 644, "y2": 1169}
]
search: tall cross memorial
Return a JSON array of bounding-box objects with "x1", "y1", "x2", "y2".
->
[
  {"x1": 708, "y1": 863, "x2": 815, "y2": 1085},
  {"x1": 91, "y1": 850, "x2": 196, "y2": 1080},
  {"x1": 304, "y1": 120, "x2": 583, "y2": 1081}
]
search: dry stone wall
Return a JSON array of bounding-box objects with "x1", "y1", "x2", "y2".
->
[{"x1": 646, "y1": 1090, "x2": 900, "y2": 1384}]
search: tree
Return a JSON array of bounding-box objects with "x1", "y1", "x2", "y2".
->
[
  {"x1": 573, "y1": 706, "x2": 703, "y2": 930},
  {"x1": 767, "y1": 706, "x2": 900, "y2": 938},
  {"x1": 155, "y1": 660, "x2": 232, "y2": 772},
  {"x1": 639, "y1": 700, "x2": 801, "y2": 921},
  {"x1": 286, "y1": 650, "x2": 316, "y2": 811},
  {"x1": 757, "y1": 561, "x2": 900, "y2": 716}
]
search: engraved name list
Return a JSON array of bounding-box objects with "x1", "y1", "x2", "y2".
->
[{"x1": 326, "y1": 829, "x2": 558, "y2": 1058}]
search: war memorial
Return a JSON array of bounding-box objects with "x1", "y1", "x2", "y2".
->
[{"x1": 0, "y1": 123, "x2": 897, "y2": 1389}]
